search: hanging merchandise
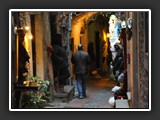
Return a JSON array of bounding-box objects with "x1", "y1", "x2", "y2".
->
[
  {"x1": 115, "y1": 22, "x2": 122, "y2": 41},
  {"x1": 121, "y1": 20, "x2": 127, "y2": 29},
  {"x1": 108, "y1": 14, "x2": 121, "y2": 60},
  {"x1": 127, "y1": 18, "x2": 133, "y2": 29},
  {"x1": 108, "y1": 14, "x2": 117, "y2": 44}
]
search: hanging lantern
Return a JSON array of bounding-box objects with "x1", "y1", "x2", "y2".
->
[
  {"x1": 127, "y1": 18, "x2": 133, "y2": 29},
  {"x1": 121, "y1": 20, "x2": 127, "y2": 29}
]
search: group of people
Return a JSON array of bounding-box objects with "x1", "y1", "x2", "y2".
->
[
  {"x1": 48, "y1": 34, "x2": 127, "y2": 100},
  {"x1": 108, "y1": 42, "x2": 129, "y2": 100},
  {"x1": 17, "y1": 31, "x2": 125, "y2": 101},
  {"x1": 110, "y1": 42, "x2": 126, "y2": 88},
  {"x1": 49, "y1": 37, "x2": 128, "y2": 100},
  {"x1": 15, "y1": 28, "x2": 127, "y2": 109}
]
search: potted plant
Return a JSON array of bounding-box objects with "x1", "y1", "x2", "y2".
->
[{"x1": 21, "y1": 75, "x2": 50, "y2": 108}]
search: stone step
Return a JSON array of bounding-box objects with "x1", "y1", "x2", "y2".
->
[
  {"x1": 115, "y1": 99, "x2": 129, "y2": 108},
  {"x1": 53, "y1": 85, "x2": 75, "y2": 102}
]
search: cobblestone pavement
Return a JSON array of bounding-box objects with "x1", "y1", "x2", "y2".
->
[
  {"x1": 81, "y1": 88, "x2": 113, "y2": 108},
  {"x1": 45, "y1": 74, "x2": 116, "y2": 109}
]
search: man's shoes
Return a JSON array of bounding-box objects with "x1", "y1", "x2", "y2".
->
[
  {"x1": 78, "y1": 95, "x2": 87, "y2": 99},
  {"x1": 78, "y1": 96, "x2": 84, "y2": 99}
]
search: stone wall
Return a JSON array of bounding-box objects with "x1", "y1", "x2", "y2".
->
[
  {"x1": 127, "y1": 12, "x2": 149, "y2": 108},
  {"x1": 138, "y1": 12, "x2": 149, "y2": 108}
]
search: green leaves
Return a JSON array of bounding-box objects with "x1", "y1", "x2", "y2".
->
[{"x1": 21, "y1": 76, "x2": 51, "y2": 108}]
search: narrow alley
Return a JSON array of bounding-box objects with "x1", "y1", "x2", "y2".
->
[{"x1": 45, "y1": 73, "x2": 116, "y2": 108}]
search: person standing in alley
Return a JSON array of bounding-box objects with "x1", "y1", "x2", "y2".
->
[
  {"x1": 52, "y1": 44, "x2": 70, "y2": 92},
  {"x1": 71, "y1": 44, "x2": 90, "y2": 99},
  {"x1": 48, "y1": 34, "x2": 70, "y2": 93}
]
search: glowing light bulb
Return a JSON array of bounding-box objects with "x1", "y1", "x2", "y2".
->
[
  {"x1": 25, "y1": 26, "x2": 30, "y2": 31},
  {"x1": 28, "y1": 34, "x2": 33, "y2": 40},
  {"x1": 14, "y1": 26, "x2": 18, "y2": 34}
]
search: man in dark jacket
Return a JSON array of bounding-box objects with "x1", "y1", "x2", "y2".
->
[
  {"x1": 71, "y1": 44, "x2": 90, "y2": 99},
  {"x1": 51, "y1": 44, "x2": 70, "y2": 88}
]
